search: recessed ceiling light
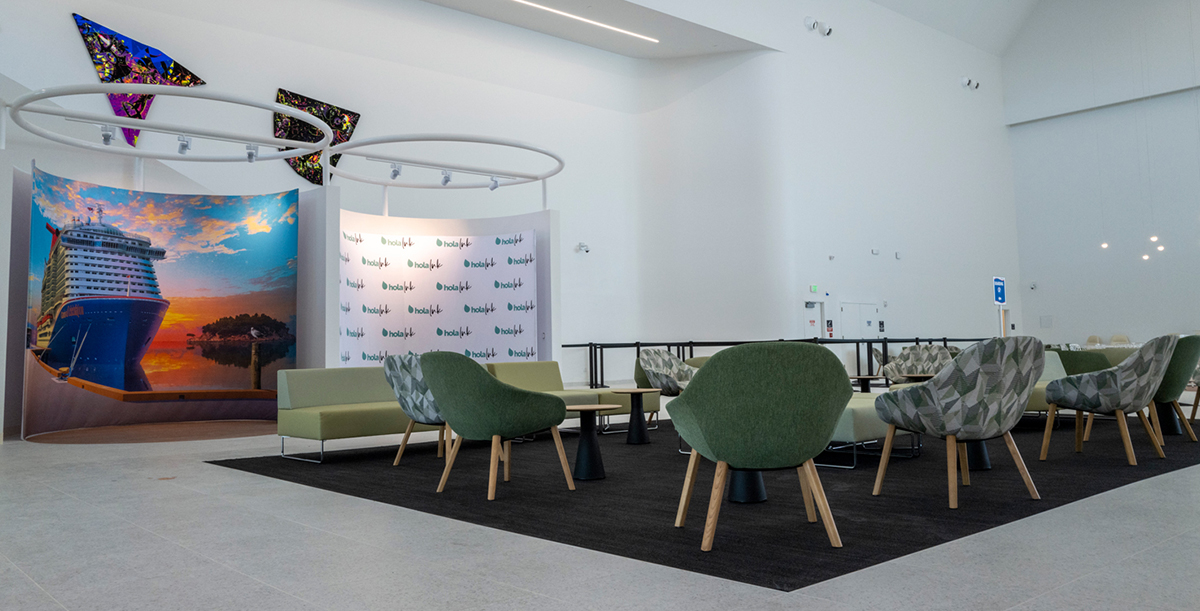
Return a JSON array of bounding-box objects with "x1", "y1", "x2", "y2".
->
[
  {"x1": 1150, "y1": 236, "x2": 1158, "y2": 241},
  {"x1": 1101, "y1": 242, "x2": 1108, "y2": 248},
  {"x1": 1158, "y1": 245, "x2": 1165, "y2": 251},
  {"x1": 510, "y1": 0, "x2": 659, "y2": 43},
  {"x1": 1143, "y1": 254, "x2": 1150, "y2": 260}
]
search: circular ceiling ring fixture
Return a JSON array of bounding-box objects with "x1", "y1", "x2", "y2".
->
[
  {"x1": 326, "y1": 134, "x2": 564, "y2": 189},
  {"x1": 8, "y1": 83, "x2": 333, "y2": 163}
]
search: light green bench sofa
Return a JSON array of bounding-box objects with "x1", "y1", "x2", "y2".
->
[
  {"x1": 277, "y1": 367, "x2": 439, "y2": 462},
  {"x1": 486, "y1": 361, "x2": 661, "y2": 419},
  {"x1": 1026, "y1": 351, "x2": 1068, "y2": 413}
]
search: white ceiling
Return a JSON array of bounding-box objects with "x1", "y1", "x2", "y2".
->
[
  {"x1": 418, "y1": 0, "x2": 772, "y2": 59},
  {"x1": 868, "y1": 0, "x2": 1041, "y2": 56}
]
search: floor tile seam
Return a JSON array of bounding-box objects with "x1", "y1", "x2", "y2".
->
[
  {"x1": 0, "y1": 548, "x2": 72, "y2": 611},
  {"x1": 39, "y1": 482, "x2": 336, "y2": 611},
  {"x1": 474, "y1": 573, "x2": 590, "y2": 609}
]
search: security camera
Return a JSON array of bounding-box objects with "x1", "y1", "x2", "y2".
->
[
  {"x1": 577, "y1": 242, "x2": 590, "y2": 253},
  {"x1": 246, "y1": 144, "x2": 259, "y2": 163},
  {"x1": 804, "y1": 17, "x2": 831, "y2": 36},
  {"x1": 100, "y1": 124, "x2": 115, "y2": 146},
  {"x1": 177, "y1": 135, "x2": 192, "y2": 155},
  {"x1": 390, "y1": 164, "x2": 401, "y2": 180}
]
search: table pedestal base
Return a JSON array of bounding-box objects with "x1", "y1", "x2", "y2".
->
[
  {"x1": 573, "y1": 411, "x2": 605, "y2": 480},
  {"x1": 626, "y1": 394, "x2": 651, "y2": 445},
  {"x1": 728, "y1": 470, "x2": 767, "y2": 503},
  {"x1": 1156, "y1": 400, "x2": 1183, "y2": 436},
  {"x1": 965, "y1": 440, "x2": 991, "y2": 471}
]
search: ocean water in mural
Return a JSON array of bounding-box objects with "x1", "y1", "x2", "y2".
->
[
  {"x1": 274, "y1": 89, "x2": 361, "y2": 185},
  {"x1": 28, "y1": 167, "x2": 297, "y2": 391},
  {"x1": 72, "y1": 13, "x2": 206, "y2": 146}
]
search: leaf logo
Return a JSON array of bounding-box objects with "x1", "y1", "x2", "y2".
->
[
  {"x1": 495, "y1": 326, "x2": 500, "y2": 334},
  {"x1": 361, "y1": 256, "x2": 366, "y2": 264},
  {"x1": 464, "y1": 349, "x2": 471, "y2": 356},
  {"x1": 407, "y1": 260, "x2": 414, "y2": 267},
  {"x1": 494, "y1": 280, "x2": 500, "y2": 288},
  {"x1": 436, "y1": 328, "x2": 444, "y2": 336},
  {"x1": 495, "y1": 237, "x2": 502, "y2": 245},
  {"x1": 507, "y1": 303, "x2": 513, "y2": 311},
  {"x1": 463, "y1": 259, "x2": 470, "y2": 268},
  {"x1": 508, "y1": 257, "x2": 513, "y2": 264},
  {"x1": 381, "y1": 329, "x2": 388, "y2": 337},
  {"x1": 408, "y1": 305, "x2": 414, "y2": 313},
  {"x1": 380, "y1": 237, "x2": 386, "y2": 245},
  {"x1": 361, "y1": 305, "x2": 366, "y2": 313},
  {"x1": 381, "y1": 281, "x2": 387, "y2": 290},
  {"x1": 437, "y1": 239, "x2": 443, "y2": 246},
  {"x1": 464, "y1": 305, "x2": 471, "y2": 313},
  {"x1": 508, "y1": 348, "x2": 514, "y2": 356},
  {"x1": 362, "y1": 352, "x2": 367, "y2": 360},
  {"x1": 436, "y1": 282, "x2": 444, "y2": 290}
]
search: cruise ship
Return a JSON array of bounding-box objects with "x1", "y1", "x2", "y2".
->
[{"x1": 35, "y1": 206, "x2": 169, "y2": 385}]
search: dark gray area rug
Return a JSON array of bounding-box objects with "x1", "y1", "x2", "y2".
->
[{"x1": 211, "y1": 415, "x2": 1200, "y2": 591}]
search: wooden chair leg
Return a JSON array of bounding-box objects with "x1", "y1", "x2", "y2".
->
[
  {"x1": 437, "y1": 426, "x2": 445, "y2": 458},
  {"x1": 1137, "y1": 410, "x2": 1165, "y2": 459},
  {"x1": 445, "y1": 424, "x2": 454, "y2": 465},
  {"x1": 1149, "y1": 403, "x2": 1165, "y2": 446},
  {"x1": 1075, "y1": 410, "x2": 1084, "y2": 453},
  {"x1": 549, "y1": 426, "x2": 575, "y2": 491},
  {"x1": 1115, "y1": 412, "x2": 1137, "y2": 466},
  {"x1": 957, "y1": 442, "x2": 971, "y2": 486},
  {"x1": 488, "y1": 435, "x2": 501, "y2": 500},
  {"x1": 1173, "y1": 401, "x2": 1197, "y2": 441},
  {"x1": 1083, "y1": 413, "x2": 1094, "y2": 442},
  {"x1": 1040, "y1": 404, "x2": 1057, "y2": 460},
  {"x1": 797, "y1": 466, "x2": 817, "y2": 523},
  {"x1": 872, "y1": 424, "x2": 896, "y2": 495},
  {"x1": 1003, "y1": 432, "x2": 1039, "y2": 500},
  {"x1": 503, "y1": 440, "x2": 512, "y2": 482},
  {"x1": 701, "y1": 461, "x2": 729, "y2": 552},
  {"x1": 393, "y1": 420, "x2": 416, "y2": 466},
  {"x1": 1192, "y1": 390, "x2": 1199, "y2": 422},
  {"x1": 436, "y1": 435, "x2": 464, "y2": 492},
  {"x1": 675, "y1": 449, "x2": 701, "y2": 527},
  {"x1": 946, "y1": 435, "x2": 958, "y2": 509},
  {"x1": 804, "y1": 460, "x2": 842, "y2": 547}
]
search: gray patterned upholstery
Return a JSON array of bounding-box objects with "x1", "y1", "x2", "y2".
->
[
  {"x1": 1044, "y1": 335, "x2": 1178, "y2": 415},
  {"x1": 383, "y1": 353, "x2": 445, "y2": 425},
  {"x1": 947, "y1": 345, "x2": 962, "y2": 357},
  {"x1": 638, "y1": 348, "x2": 697, "y2": 397},
  {"x1": 880, "y1": 345, "x2": 953, "y2": 384},
  {"x1": 874, "y1": 337, "x2": 1045, "y2": 441}
]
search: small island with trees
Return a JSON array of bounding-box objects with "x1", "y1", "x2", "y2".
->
[{"x1": 190, "y1": 313, "x2": 295, "y2": 343}]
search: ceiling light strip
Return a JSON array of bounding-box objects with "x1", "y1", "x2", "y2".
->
[{"x1": 510, "y1": 0, "x2": 659, "y2": 43}]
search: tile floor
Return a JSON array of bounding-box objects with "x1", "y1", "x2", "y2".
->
[{"x1": 2, "y1": 401, "x2": 1199, "y2": 611}]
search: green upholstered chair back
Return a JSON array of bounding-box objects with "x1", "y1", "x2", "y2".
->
[
  {"x1": 684, "y1": 355, "x2": 711, "y2": 368},
  {"x1": 874, "y1": 337, "x2": 1045, "y2": 440},
  {"x1": 1052, "y1": 349, "x2": 1112, "y2": 375},
  {"x1": 1095, "y1": 346, "x2": 1139, "y2": 367},
  {"x1": 667, "y1": 342, "x2": 851, "y2": 470},
  {"x1": 1040, "y1": 350, "x2": 1067, "y2": 382},
  {"x1": 485, "y1": 361, "x2": 566, "y2": 391},
  {"x1": 382, "y1": 354, "x2": 444, "y2": 425},
  {"x1": 1153, "y1": 335, "x2": 1200, "y2": 403},
  {"x1": 1045, "y1": 335, "x2": 1179, "y2": 415},
  {"x1": 277, "y1": 367, "x2": 395, "y2": 409},
  {"x1": 420, "y1": 351, "x2": 566, "y2": 440}
]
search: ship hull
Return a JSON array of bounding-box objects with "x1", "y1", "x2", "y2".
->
[{"x1": 39, "y1": 296, "x2": 169, "y2": 374}]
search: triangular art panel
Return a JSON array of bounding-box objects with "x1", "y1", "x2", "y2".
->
[
  {"x1": 72, "y1": 13, "x2": 206, "y2": 147},
  {"x1": 274, "y1": 89, "x2": 361, "y2": 185}
]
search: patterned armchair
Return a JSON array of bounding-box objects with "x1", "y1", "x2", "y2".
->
[
  {"x1": 879, "y1": 345, "x2": 953, "y2": 384},
  {"x1": 873, "y1": 337, "x2": 1045, "y2": 509},
  {"x1": 1038, "y1": 335, "x2": 1177, "y2": 466},
  {"x1": 638, "y1": 349, "x2": 698, "y2": 396},
  {"x1": 383, "y1": 353, "x2": 450, "y2": 466}
]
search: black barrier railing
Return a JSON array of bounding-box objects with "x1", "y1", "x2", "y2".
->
[{"x1": 562, "y1": 336, "x2": 993, "y2": 388}]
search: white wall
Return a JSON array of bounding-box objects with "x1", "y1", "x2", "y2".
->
[
  {"x1": 0, "y1": 0, "x2": 1023, "y2": 397},
  {"x1": 1004, "y1": 0, "x2": 1200, "y2": 343}
]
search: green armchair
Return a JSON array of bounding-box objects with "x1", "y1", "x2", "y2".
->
[
  {"x1": 873, "y1": 337, "x2": 1045, "y2": 509},
  {"x1": 670, "y1": 342, "x2": 851, "y2": 551},
  {"x1": 1150, "y1": 334, "x2": 1200, "y2": 442},
  {"x1": 419, "y1": 351, "x2": 575, "y2": 500}
]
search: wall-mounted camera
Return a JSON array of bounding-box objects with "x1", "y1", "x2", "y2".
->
[{"x1": 804, "y1": 17, "x2": 832, "y2": 37}]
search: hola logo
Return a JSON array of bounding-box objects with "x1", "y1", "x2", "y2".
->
[
  {"x1": 362, "y1": 304, "x2": 392, "y2": 316},
  {"x1": 508, "y1": 301, "x2": 536, "y2": 313},
  {"x1": 339, "y1": 251, "x2": 350, "y2": 263},
  {"x1": 340, "y1": 352, "x2": 351, "y2": 363},
  {"x1": 408, "y1": 304, "x2": 443, "y2": 316},
  {"x1": 495, "y1": 324, "x2": 524, "y2": 336},
  {"x1": 494, "y1": 278, "x2": 524, "y2": 290},
  {"x1": 436, "y1": 238, "x2": 472, "y2": 249},
  {"x1": 362, "y1": 256, "x2": 390, "y2": 268},
  {"x1": 408, "y1": 258, "x2": 442, "y2": 271},
  {"x1": 346, "y1": 278, "x2": 365, "y2": 290},
  {"x1": 383, "y1": 327, "x2": 416, "y2": 339},
  {"x1": 507, "y1": 254, "x2": 534, "y2": 266},
  {"x1": 464, "y1": 258, "x2": 496, "y2": 269},
  {"x1": 436, "y1": 281, "x2": 472, "y2": 292},
  {"x1": 382, "y1": 281, "x2": 415, "y2": 292},
  {"x1": 381, "y1": 236, "x2": 415, "y2": 248},
  {"x1": 464, "y1": 303, "x2": 496, "y2": 315},
  {"x1": 436, "y1": 326, "x2": 472, "y2": 338},
  {"x1": 495, "y1": 234, "x2": 524, "y2": 246},
  {"x1": 465, "y1": 348, "x2": 498, "y2": 360},
  {"x1": 345, "y1": 327, "x2": 365, "y2": 339},
  {"x1": 362, "y1": 350, "x2": 390, "y2": 362},
  {"x1": 342, "y1": 231, "x2": 363, "y2": 244},
  {"x1": 339, "y1": 302, "x2": 351, "y2": 313},
  {"x1": 508, "y1": 347, "x2": 537, "y2": 359}
]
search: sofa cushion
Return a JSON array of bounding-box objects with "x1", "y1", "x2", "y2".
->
[
  {"x1": 278, "y1": 367, "x2": 395, "y2": 409},
  {"x1": 1026, "y1": 380, "x2": 1052, "y2": 412},
  {"x1": 277, "y1": 402, "x2": 438, "y2": 440},
  {"x1": 830, "y1": 393, "x2": 896, "y2": 443},
  {"x1": 486, "y1": 361, "x2": 567, "y2": 392},
  {"x1": 1051, "y1": 350, "x2": 1112, "y2": 375},
  {"x1": 547, "y1": 389, "x2": 601, "y2": 406}
]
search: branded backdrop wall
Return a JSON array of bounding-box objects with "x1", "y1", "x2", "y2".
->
[
  {"x1": 334, "y1": 209, "x2": 557, "y2": 369},
  {"x1": 338, "y1": 228, "x2": 539, "y2": 365}
]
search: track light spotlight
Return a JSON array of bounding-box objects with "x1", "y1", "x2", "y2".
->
[
  {"x1": 390, "y1": 163, "x2": 401, "y2": 180},
  {"x1": 804, "y1": 16, "x2": 832, "y2": 36},
  {"x1": 100, "y1": 124, "x2": 114, "y2": 146},
  {"x1": 177, "y1": 135, "x2": 192, "y2": 155},
  {"x1": 961, "y1": 77, "x2": 981, "y2": 90},
  {"x1": 441, "y1": 170, "x2": 452, "y2": 186},
  {"x1": 489, "y1": 176, "x2": 499, "y2": 191},
  {"x1": 246, "y1": 144, "x2": 259, "y2": 163}
]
